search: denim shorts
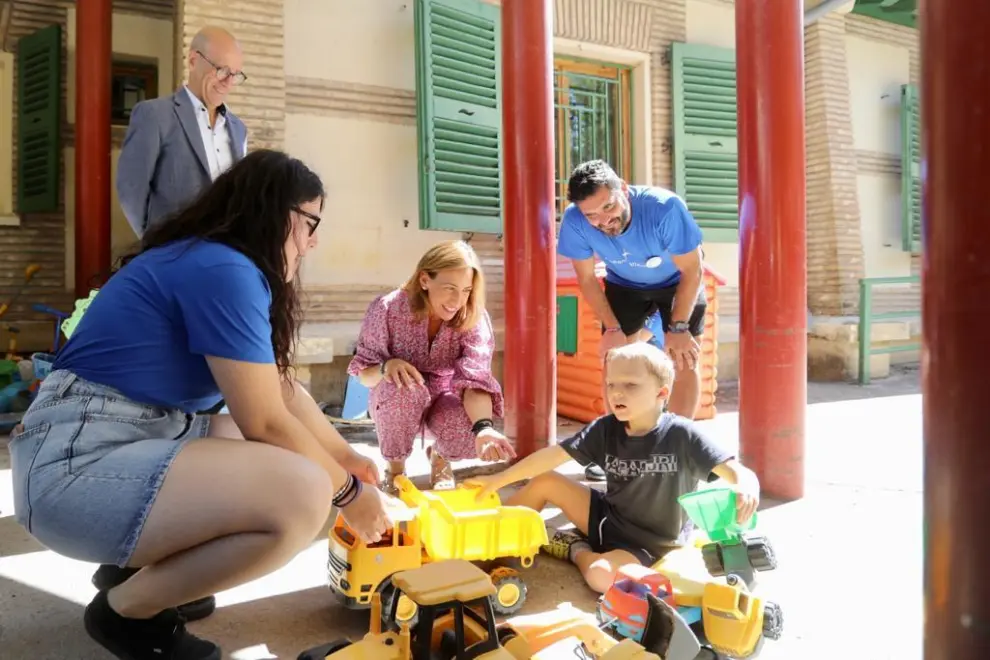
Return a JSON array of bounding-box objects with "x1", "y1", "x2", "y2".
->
[{"x1": 8, "y1": 370, "x2": 211, "y2": 567}]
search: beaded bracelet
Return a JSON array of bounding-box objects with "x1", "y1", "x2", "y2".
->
[{"x1": 332, "y1": 473, "x2": 363, "y2": 508}]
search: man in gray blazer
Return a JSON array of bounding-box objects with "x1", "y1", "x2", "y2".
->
[{"x1": 117, "y1": 26, "x2": 249, "y2": 237}]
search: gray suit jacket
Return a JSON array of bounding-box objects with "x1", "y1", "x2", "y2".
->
[{"x1": 116, "y1": 88, "x2": 248, "y2": 237}]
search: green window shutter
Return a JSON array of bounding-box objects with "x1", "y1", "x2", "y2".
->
[
  {"x1": 670, "y1": 42, "x2": 738, "y2": 243},
  {"x1": 17, "y1": 24, "x2": 62, "y2": 215},
  {"x1": 414, "y1": 0, "x2": 502, "y2": 233},
  {"x1": 556, "y1": 294, "x2": 579, "y2": 354},
  {"x1": 900, "y1": 83, "x2": 921, "y2": 253}
]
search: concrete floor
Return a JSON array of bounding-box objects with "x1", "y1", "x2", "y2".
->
[{"x1": 0, "y1": 367, "x2": 923, "y2": 659}]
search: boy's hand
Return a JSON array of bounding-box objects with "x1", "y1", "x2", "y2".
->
[
  {"x1": 734, "y1": 483, "x2": 760, "y2": 524},
  {"x1": 464, "y1": 475, "x2": 501, "y2": 501}
]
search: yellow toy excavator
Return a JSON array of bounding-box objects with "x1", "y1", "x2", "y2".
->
[{"x1": 299, "y1": 559, "x2": 671, "y2": 660}]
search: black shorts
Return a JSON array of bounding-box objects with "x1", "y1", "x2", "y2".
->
[
  {"x1": 585, "y1": 488, "x2": 656, "y2": 566},
  {"x1": 603, "y1": 279, "x2": 707, "y2": 338}
]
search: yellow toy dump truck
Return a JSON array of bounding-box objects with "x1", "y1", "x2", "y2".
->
[
  {"x1": 326, "y1": 475, "x2": 547, "y2": 622},
  {"x1": 300, "y1": 559, "x2": 665, "y2": 660}
]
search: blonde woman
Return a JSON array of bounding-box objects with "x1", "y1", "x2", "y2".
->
[{"x1": 348, "y1": 240, "x2": 515, "y2": 490}]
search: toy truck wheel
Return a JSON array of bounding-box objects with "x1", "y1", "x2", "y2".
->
[
  {"x1": 382, "y1": 584, "x2": 419, "y2": 628},
  {"x1": 745, "y1": 537, "x2": 778, "y2": 572},
  {"x1": 693, "y1": 647, "x2": 721, "y2": 660},
  {"x1": 489, "y1": 568, "x2": 527, "y2": 616},
  {"x1": 762, "y1": 601, "x2": 783, "y2": 641},
  {"x1": 297, "y1": 640, "x2": 352, "y2": 660},
  {"x1": 701, "y1": 543, "x2": 726, "y2": 577}
]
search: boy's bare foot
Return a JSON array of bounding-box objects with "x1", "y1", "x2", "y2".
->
[{"x1": 542, "y1": 526, "x2": 591, "y2": 563}]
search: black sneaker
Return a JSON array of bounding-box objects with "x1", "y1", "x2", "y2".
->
[
  {"x1": 84, "y1": 590, "x2": 221, "y2": 660},
  {"x1": 92, "y1": 564, "x2": 217, "y2": 622}
]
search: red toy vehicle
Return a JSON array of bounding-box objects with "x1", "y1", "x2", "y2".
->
[{"x1": 598, "y1": 568, "x2": 677, "y2": 641}]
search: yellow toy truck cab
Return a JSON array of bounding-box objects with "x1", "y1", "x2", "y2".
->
[
  {"x1": 300, "y1": 560, "x2": 664, "y2": 660},
  {"x1": 699, "y1": 575, "x2": 777, "y2": 659},
  {"x1": 327, "y1": 476, "x2": 546, "y2": 622}
]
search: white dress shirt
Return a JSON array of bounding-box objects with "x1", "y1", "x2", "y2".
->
[{"x1": 183, "y1": 85, "x2": 235, "y2": 181}]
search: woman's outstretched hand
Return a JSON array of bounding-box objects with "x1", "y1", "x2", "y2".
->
[
  {"x1": 475, "y1": 428, "x2": 516, "y2": 462},
  {"x1": 339, "y1": 486, "x2": 392, "y2": 544}
]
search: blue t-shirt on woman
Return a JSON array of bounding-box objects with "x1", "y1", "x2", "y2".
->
[{"x1": 54, "y1": 239, "x2": 276, "y2": 413}]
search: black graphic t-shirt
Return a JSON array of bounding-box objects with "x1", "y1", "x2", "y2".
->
[{"x1": 559, "y1": 413, "x2": 733, "y2": 555}]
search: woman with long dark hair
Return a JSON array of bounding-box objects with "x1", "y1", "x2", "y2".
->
[{"x1": 8, "y1": 150, "x2": 391, "y2": 660}]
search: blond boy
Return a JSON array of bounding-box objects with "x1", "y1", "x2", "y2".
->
[{"x1": 467, "y1": 343, "x2": 760, "y2": 593}]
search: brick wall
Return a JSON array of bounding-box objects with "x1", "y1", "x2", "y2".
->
[
  {"x1": 0, "y1": 0, "x2": 176, "y2": 355},
  {"x1": 2, "y1": 1, "x2": 69, "y2": 328},
  {"x1": 1, "y1": 0, "x2": 169, "y2": 329},
  {"x1": 804, "y1": 13, "x2": 865, "y2": 316}
]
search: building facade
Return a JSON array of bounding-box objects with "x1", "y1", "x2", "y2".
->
[{"x1": 0, "y1": 0, "x2": 921, "y2": 402}]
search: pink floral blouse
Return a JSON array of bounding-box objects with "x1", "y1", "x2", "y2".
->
[{"x1": 347, "y1": 289, "x2": 504, "y2": 417}]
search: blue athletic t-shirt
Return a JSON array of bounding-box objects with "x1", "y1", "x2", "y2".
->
[
  {"x1": 556, "y1": 186, "x2": 703, "y2": 290},
  {"x1": 54, "y1": 238, "x2": 276, "y2": 413}
]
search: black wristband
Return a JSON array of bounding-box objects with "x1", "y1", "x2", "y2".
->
[{"x1": 471, "y1": 418, "x2": 494, "y2": 435}]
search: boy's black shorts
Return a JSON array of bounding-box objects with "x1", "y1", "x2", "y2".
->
[
  {"x1": 585, "y1": 488, "x2": 656, "y2": 566},
  {"x1": 603, "y1": 279, "x2": 707, "y2": 338}
]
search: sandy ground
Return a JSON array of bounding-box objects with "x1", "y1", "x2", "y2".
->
[{"x1": 0, "y1": 367, "x2": 923, "y2": 659}]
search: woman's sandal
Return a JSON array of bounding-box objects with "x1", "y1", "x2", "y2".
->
[
  {"x1": 427, "y1": 446, "x2": 455, "y2": 491},
  {"x1": 381, "y1": 469, "x2": 402, "y2": 497}
]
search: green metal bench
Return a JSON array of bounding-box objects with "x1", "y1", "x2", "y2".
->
[{"x1": 858, "y1": 276, "x2": 921, "y2": 385}]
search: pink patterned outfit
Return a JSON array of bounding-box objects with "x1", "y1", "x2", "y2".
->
[{"x1": 347, "y1": 289, "x2": 504, "y2": 462}]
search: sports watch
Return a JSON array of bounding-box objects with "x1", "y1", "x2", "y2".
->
[{"x1": 669, "y1": 321, "x2": 691, "y2": 334}]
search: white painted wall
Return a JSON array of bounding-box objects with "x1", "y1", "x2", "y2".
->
[
  {"x1": 284, "y1": 0, "x2": 459, "y2": 288},
  {"x1": 846, "y1": 34, "x2": 913, "y2": 279}
]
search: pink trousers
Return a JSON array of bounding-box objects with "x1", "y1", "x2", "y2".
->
[{"x1": 371, "y1": 381, "x2": 477, "y2": 462}]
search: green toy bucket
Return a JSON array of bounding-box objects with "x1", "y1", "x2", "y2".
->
[
  {"x1": 678, "y1": 487, "x2": 756, "y2": 542},
  {"x1": 0, "y1": 360, "x2": 17, "y2": 388}
]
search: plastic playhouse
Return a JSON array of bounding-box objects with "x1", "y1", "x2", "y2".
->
[
  {"x1": 302, "y1": 559, "x2": 667, "y2": 660},
  {"x1": 326, "y1": 475, "x2": 548, "y2": 623},
  {"x1": 555, "y1": 260, "x2": 727, "y2": 423},
  {"x1": 597, "y1": 487, "x2": 783, "y2": 659}
]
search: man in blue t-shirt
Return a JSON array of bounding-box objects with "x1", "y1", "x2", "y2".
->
[{"x1": 556, "y1": 159, "x2": 706, "y2": 420}]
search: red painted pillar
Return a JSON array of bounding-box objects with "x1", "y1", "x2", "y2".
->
[
  {"x1": 74, "y1": 0, "x2": 112, "y2": 298},
  {"x1": 922, "y1": 2, "x2": 990, "y2": 658},
  {"x1": 736, "y1": 0, "x2": 807, "y2": 500},
  {"x1": 501, "y1": 0, "x2": 556, "y2": 457}
]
